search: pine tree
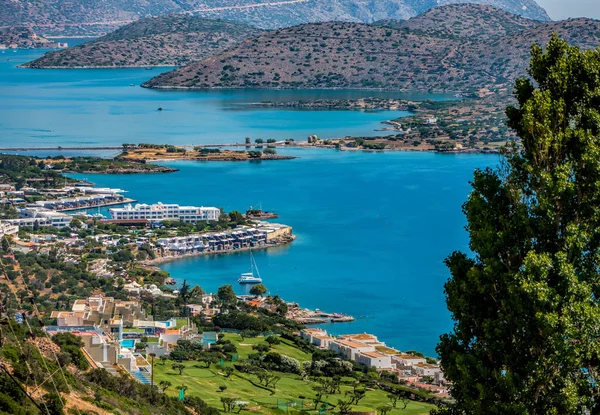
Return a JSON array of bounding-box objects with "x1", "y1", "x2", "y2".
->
[{"x1": 437, "y1": 35, "x2": 600, "y2": 414}]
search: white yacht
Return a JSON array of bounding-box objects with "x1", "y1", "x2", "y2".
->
[{"x1": 238, "y1": 251, "x2": 263, "y2": 284}]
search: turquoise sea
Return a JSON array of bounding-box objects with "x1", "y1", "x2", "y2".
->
[{"x1": 2, "y1": 45, "x2": 498, "y2": 356}]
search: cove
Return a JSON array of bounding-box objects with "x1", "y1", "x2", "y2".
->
[{"x1": 69, "y1": 149, "x2": 498, "y2": 356}]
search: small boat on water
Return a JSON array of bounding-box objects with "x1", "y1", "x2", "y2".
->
[{"x1": 238, "y1": 251, "x2": 262, "y2": 284}]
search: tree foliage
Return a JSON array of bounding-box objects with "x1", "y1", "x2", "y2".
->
[{"x1": 437, "y1": 35, "x2": 600, "y2": 414}]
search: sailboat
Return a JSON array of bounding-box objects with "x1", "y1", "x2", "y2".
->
[{"x1": 238, "y1": 251, "x2": 263, "y2": 284}]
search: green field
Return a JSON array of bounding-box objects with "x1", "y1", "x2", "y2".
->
[{"x1": 153, "y1": 334, "x2": 433, "y2": 415}]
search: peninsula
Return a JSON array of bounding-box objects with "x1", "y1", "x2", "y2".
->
[
  {"x1": 142, "y1": 5, "x2": 599, "y2": 93},
  {"x1": 248, "y1": 96, "x2": 513, "y2": 152},
  {"x1": 118, "y1": 144, "x2": 295, "y2": 162},
  {"x1": 0, "y1": 26, "x2": 67, "y2": 49},
  {"x1": 23, "y1": 16, "x2": 262, "y2": 68}
]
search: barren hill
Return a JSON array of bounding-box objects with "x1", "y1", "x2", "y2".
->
[
  {"x1": 23, "y1": 16, "x2": 262, "y2": 68},
  {"x1": 142, "y1": 6, "x2": 600, "y2": 93},
  {"x1": 0, "y1": 0, "x2": 550, "y2": 36},
  {"x1": 375, "y1": 3, "x2": 541, "y2": 40}
]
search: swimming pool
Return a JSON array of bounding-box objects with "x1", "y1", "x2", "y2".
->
[{"x1": 120, "y1": 339, "x2": 135, "y2": 348}]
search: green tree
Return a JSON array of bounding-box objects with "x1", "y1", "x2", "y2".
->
[
  {"x1": 43, "y1": 393, "x2": 64, "y2": 415},
  {"x1": 337, "y1": 399, "x2": 352, "y2": 415},
  {"x1": 172, "y1": 363, "x2": 185, "y2": 375},
  {"x1": 265, "y1": 335, "x2": 280, "y2": 347},
  {"x1": 1, "y1": 236, "x2": 10, "y2": 253},
  {"x1": 437, "y1": 35, "x2": 600, "y2": 414},
  {"x1": 217, "y1": 284, "x2": 237, "y2": 304},
  {"x1": 249, "y1": 283, "x2": 267, "y2": 297},
  {"x1": 377, "y1": 405, "x2": 392, "y2": 415},
  {"x1": 159, "y1": 380, "x2": 171, "y2": 392},
  {"x1": 228, "y1": 211, "x2": 246, "y2": 225},
  {"x1": 252, "y1": 343, "x2": 270, "y2": 355}
]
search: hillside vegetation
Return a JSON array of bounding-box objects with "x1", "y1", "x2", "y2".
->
[
  {"x1": 0, "y1": 0, "x2": 549, "y2": 36},
  {"x1": 0, "y1": 26, "x2": 56, "y2": 49},
  {"x1": 374, "y1": 3, "x2": 541, "y2": 40},
  {"x1": 143, "y1": 5, "x2": 600, "y2": 93},
  {"x1": 23, "y1": 16, "x2": 262, "y2": 68}
]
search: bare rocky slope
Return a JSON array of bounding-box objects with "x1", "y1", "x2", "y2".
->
[
  {"x1": 374, "y1": 3, "x2": 541, "y2": 40},
  {"x1": 0, "y1": 26, "x2": 56, "y2": 49},
  {"x1": 142, "y1": 4, "x2": 600, "y2": 93},
  {"x1": 0, "y1": 0, "x2": 550, "y2": 36},
  {"x1": 22, "y1": 16, "x2": 262, "y2": 68}
]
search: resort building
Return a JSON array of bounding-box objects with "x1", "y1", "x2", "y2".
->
[
  {"x1": 329, "y1": 339, "x2": 376, "y2": 361},
  {"x1": 51, "y1": 296, "x2": 149, "y2": 331},
  {"x1": 6, "y1": 207, "x2": 72, "y2": 227},
  {"x1": 392, "y1": 354, "x2": 428, "y2": 369},
  {"x1": 412, "y1": 362, "x2": 443, "y2": 377},
  {"x1": 356, "y1": 351, "x2": 393, "y2": 369},
  {"x1": 339, "y1": 333, "x2": 386, "y2": 348},
  {"x1": 300, "y1": 328, "x2": 335, "y2": 349},
  {"x1": 110, "y1": 202, "x2": 220, "y2": 223},
  {"x1": 0, "y1": 221, "x2": 18, "y2": 238}
]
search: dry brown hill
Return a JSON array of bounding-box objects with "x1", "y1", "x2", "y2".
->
[
  {"x1": 0, "y1": 0, "x2": 550, "y2": 36},
  {"x1": 375, "y1": 3, "x2": 541, "y2": 40},
  {"x1": 142, "y1": 6, "x2": 600, "y2": 93},
  {"x1": 23, "y1": 15, "x2": 262, "y2": 68}
]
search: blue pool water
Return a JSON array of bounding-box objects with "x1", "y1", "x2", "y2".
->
[{"x1": 120, "y1": 339, "x2": 135, "y2": 349}]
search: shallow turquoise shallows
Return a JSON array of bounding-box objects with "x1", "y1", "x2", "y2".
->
[
  {"x1": 0, "y1": 45, "x2": 454, "y2": 150},
  {"x1": 69, "y1": 150, "x2": 497, "y2": 356},
  {"x1": 4, "y1": 45, "x2": 497, "y2": 357}
]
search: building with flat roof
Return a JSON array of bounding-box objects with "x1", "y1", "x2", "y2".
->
[
  {"x1": 393, "y1": 354, "x2": 427, "y2": 369},
  {"x1": 356, "y1": 351, "x2": 393, "y2": 369},
  {"x1": 6, "y1": 207, "x2": 72, "y2": 228},
  {"x1": 329, "y1": 339, "x2": 376, "y2": 361},
  {"x1": 300, "y1": 328, "x2": 335, "y2": 349},
  {"x1": 110, "y1": 202, "x2": 220, "y2": 223},
  {"x1": 340, "y1": 333, "x2": 386, "y2": 348},
  {"x1": 0, "y1": 221, "x2": 18, "y2": 238}
]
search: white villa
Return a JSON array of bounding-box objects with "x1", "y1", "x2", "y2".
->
[{"x1": 110, "y1": 202, "x2": 220, "y2": 223}]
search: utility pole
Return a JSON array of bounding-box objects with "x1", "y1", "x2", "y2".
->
[{"x1": 150, "y1": 353, "x2": 156, "y2": 392}]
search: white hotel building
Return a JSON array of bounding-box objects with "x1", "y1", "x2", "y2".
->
[{"x1": 109, "y1": 203, "x2": 220, "y2": 223}]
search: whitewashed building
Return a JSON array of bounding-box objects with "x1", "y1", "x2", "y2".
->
[
  {"x1": 7, "y1": 208, "x2": 72, "y2": 228},
  {"x1": 393, "y1": 354, "x2": 427, "y2": 369},
  {"x1": 0, "y1": 221, "x2": 18, "y2": 237},
  {"x1": 300, "y1": 328, "x2": 334, "y2": 349},
  {"x1": 413, "y1": 363, "x2": 442, "y2": 377},
  {"x1": 110, "y1": 202, "x2": 220, "y2": 223},
  {"x1": 356, "y1": 351, "x2": 393, "y2": 369},
  {"x1": 329, "y1": 339, "x2": 375, "y2": 361}
]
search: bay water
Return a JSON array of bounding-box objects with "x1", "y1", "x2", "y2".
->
[{"x1": 3, "y1": 46, "x2": 498, "y2": 356}]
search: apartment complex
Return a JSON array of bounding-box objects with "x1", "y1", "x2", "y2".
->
[
  {"x1": 6, "y1": 207, "x2": 72, "y2": 227},
  {"x1": 110, "y1": 202, "x2": 220, "y2": 223}
]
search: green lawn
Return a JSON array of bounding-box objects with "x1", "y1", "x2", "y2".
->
[
  {"x1": 152, "y1": 333, "x2": 433, "y2": 415},
  {"x1": 224, "y1": 334, "x2": 312, "y2": 361}
]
